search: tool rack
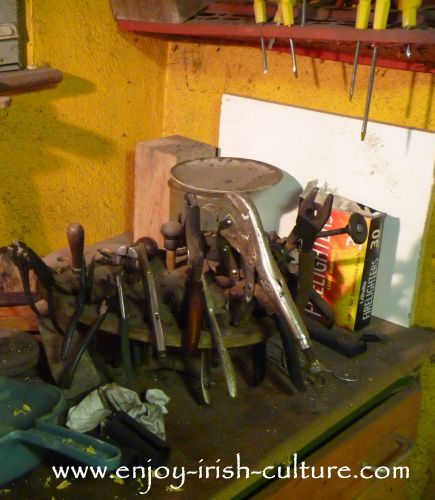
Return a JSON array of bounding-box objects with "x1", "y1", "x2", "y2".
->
[{"x1": 113, "y1": 1, "x2": 435, "y2": 73}]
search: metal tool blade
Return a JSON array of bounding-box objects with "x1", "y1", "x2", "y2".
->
[
  {"x1": 202, "y1": 274, "x2": 237, "y2": 398},
  {"x1": 349, "y1": 41, "x2": 361, "y2": 101},
  {"x1": 361, "y1": 45, "x2": 378, "y2": 141}
]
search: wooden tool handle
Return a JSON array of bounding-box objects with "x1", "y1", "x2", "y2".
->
[{"x1": 67, "y1": 223, "x2": 85, "y2": 272}]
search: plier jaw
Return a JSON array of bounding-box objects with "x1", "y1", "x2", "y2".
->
[{"x1": 287, "y1": 188, "x2": 334, "y2": 252}]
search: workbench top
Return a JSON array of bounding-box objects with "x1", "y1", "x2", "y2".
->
[{"x1": 5, "y1": 318, "x2": 434, "y2": 499}]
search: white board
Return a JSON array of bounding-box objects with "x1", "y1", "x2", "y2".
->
[{"x1": 219, "y1": 94, "x2": 434, "y2": 327}]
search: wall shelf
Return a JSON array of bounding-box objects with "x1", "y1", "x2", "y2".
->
[{"x1": 115, "y1": 1, "x2": 435, "y2": 73}]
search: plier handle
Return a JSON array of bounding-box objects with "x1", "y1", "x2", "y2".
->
[{"x1": 1, "y1": 241, "x2": 68, "y2": 334}]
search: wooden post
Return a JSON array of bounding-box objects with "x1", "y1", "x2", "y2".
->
[{"x1": 134, "y1": 135, "x2": 216, "y2": 246}]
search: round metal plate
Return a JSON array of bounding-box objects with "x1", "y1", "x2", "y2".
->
[{"x1": 170, "y1": 157, "x2": 283, "y2": 194}]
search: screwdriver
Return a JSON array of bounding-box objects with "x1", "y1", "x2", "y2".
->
[
  {"x1": 281, "y1": 0, "x2": 298, "y2": 77},
  {"x1": 254, "y1": 0, "x2": 268, "y2": 73},
  {"x1": 349, "y1": 0, "x2": 371, "y2": 101},
  {"x1": 361, "y1": 0, "x2": 390, "y2": 141},
  {"x1": 398, "y1": 0, "x2": 421, "y2": 58}
]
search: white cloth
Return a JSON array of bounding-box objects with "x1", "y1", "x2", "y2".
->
[{"x1": 66, "y1": 383, "x2": 169, "y2": 440}]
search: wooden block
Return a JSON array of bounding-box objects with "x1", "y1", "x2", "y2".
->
[
  {"x1": 111, "y1": 0, "x2": 210, "y2": 23},
  {"x1": 134, "y1": 135, "x2": 216, "y2": 246}
]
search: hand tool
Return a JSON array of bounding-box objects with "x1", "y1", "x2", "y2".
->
[
  {"x1": 201, "y1": 272, "x2": 238, "y2": 398},
  {"x1": 60, "y1": 300, "x2": 108, "y2": 389},
  {"x1": 361, "y1": 0, "x2": 391, "y2": 141},
  {"x1": 109, "y1": 242, "x2": 167, "y2": 358},
  {"x1": 136, "y1": 242, "x2": 167, "y2": 358},
  {"x1": 180, "y1": 193, "x2": 204, "y2": 354},
  {"x1": 273, "y1": 313, "x2": 306, "y2": 391},
  {"x1": 316, "y1": 212, "x2": 368, "y2": 244},
  {"x1": 116, "y1": 273, "x2": 134, "y2": 383},
  {"x1": 398, "y1": 0, "x2": 421, "y2": 58},
  {"x1": 161, "y1": 220, "x2": 184, "y2": 271},
  {"x1": 61, "y1": 256, "x2": 96, "y2": 360},
  {"x1": 349, "y1": 0, "x2": 371, "y2": 101},
  {"x1": 200, "y1": 349, "x2": 212, "y2": 405},
  {"x1": 217, "y1": 233, "x2": 240, "y2": 282},
  {"x1": 2, "y1": 241, "x2": 66, "y2": 335},
  {"x1": 286, "y1": 188, "x2": 334, "y2": 313},
  {"x1": 134, "y1": 236, "x2": 159, "y2": 259},
  {"x1": 253, "y1": 0, "x2": 269, "y2": 73},
  {"x1": 67, "y1": 222, "x2": 85, "y2": 273},
  {"x1": 281, "y1": 0, "x2": 298, "y2": 77},
  {"x1": 220, "y1": 192, "x2": 323, "y2": 375},
  {"x1": 230, "y1": 255, "x2": 256, "y2": 327}
]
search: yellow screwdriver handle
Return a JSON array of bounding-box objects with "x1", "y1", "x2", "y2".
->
[
  {"x1": 398, "y1": 0, "x2": 421, "y2": 28},
  {"x1": 356, "y1": 0, "x2": 371, "y2": 30},
  {"x1": 254, "y1": 0, "x2": 267, "y2": 23},
  {"x1": 281, "y1": 0, "x2": 295, "y2": 26},
  {"x1": 373, "y1": 0, "x2": 390, "y2": 29}
]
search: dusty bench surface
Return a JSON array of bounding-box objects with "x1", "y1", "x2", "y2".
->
[{"x1": 5, "y1": 317, "x2": 434, "y2": 499}]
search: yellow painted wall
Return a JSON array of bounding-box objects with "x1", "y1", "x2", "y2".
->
[
  {"x1": 0, "y1": 0, "x2": 168, "y2": 255},
  {"x1": 162, "y1": 42, "x2": 434, "y2": 498}
]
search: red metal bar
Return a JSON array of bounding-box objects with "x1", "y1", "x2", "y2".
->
[{"x1": 118, "y1": 20, "x2": 435, "y2": 45}]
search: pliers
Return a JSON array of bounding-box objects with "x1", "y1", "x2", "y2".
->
[
  {"x1": 286, "y1": 188, "x2": 334, "y2": 320},
  {"x1": 1, "y1": 241, "x2": 68, "y2": 335},
  {"x1": 61, "y1": 256, "x2": 96, "y2": 359}
]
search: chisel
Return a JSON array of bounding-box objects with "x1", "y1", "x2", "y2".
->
[
  {"x1": 281, "y1": 0, "x2": 298, "y2": 78},
  {"x1": 361, "y1": 0, "x2": 390, "y2": 141},
  {"x1": 398, "y1": 0, "x2": 421, "y2": 58},
  {"x1": 254, "y1": 0, "x2": 268, "y2": 73},
  {"x1": 349, "y1": 0, "x2": 371, "y2": 101}
]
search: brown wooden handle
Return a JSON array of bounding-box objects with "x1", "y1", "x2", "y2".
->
[
  {"x1": 67, "y1": 223, "x2": 85, "y2": 271},
  {"x1": 183, "y1": 281, "x2": 203, "y2": 354}
]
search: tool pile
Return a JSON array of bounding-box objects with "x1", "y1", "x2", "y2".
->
[{"x1": 1, "y1": 157, "x2": 372, "y2": 405}]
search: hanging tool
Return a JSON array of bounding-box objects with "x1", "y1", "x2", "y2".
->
[
  {"x1": 349, "y1": 0, "x2": 371, "y2": 101},
  {"x1": 254, "y1": 0, "x2": 268, "y2": 73},
  {"x1": 281, "y1": 0, "x2": 298, "y2": 78},
  {"x1": 361, "y1": 0, "x2": 391, "y2": 141},
  {"x1": 202, "y1": 272, "x2": 238, "y2": 398},
  {"x1": 398, "y1": 0, "x2": 421, "y2": 58}
]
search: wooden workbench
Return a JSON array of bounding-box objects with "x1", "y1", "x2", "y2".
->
[{"x1": 4, "y1": 318, "x2": 434, "y2": 499}]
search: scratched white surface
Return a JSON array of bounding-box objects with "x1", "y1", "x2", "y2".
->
[{"x1": 219, "y1": 94, "x2": 434, "y2": 327}]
